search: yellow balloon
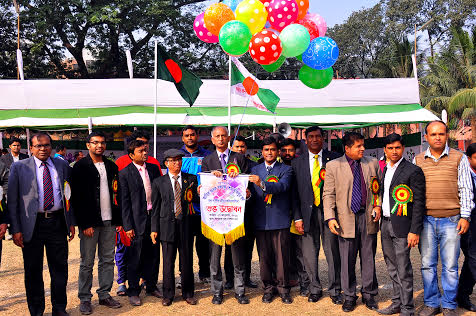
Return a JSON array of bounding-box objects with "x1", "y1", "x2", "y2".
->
[
  {"x1": 235, "y1": 0, "x2": 268, "y2": 35},
  {"x1": 204, "y1": 3, "x2": 236, "y2": 36}
]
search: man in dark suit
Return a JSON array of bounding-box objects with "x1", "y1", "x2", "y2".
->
[
  {"x1": 377, "y1": 133, "x2": 425, "y2": 316},
  {"x1": 249, "y1": 137, "x2": 293, "y2": 304},
  {"x1": 0, "y1": 137, "x2": 29, "y2": 169},
  {"x1": 72, "y1": 131, "x2": 122, "y2": 315},
  {"x1": 201, "y1": 126, "x2": 250, "y2": 305},
  {"x1": 7, "y1": 132, "x2": 75, "y2": 316},
  {"x1": 119, "y1": 140, "x2": 161, "y2": 306},
  {"x1": 0, "y1": 160, "x2": 8, "y2": 267},
  {"x1": 150, "y1": 149, "x2": 198, "y2": 306},
  {"x1": 292, "y1": 126, "x2": 342, "y2": 303},
  {"x1": 323, "y1": 132, "x2": 382, "y2": 312}
]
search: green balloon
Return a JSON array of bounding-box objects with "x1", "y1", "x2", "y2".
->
[
  {"x1": 279, "y1": 24, "x2": 311, "y2": 58},
  {"x1": 219, "y1": 21, "x2": 252, "y2": 57},
  {"x1": 261, "y1": 55, "x2": 286, "y2": 73},
  {"x1": 299, "y1": 65, "x2": 334, "y2": 89}
]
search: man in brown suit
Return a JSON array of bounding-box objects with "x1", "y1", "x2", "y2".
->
[{"x1": 323, "y1": 132, "x2": 382, "y2": 313}]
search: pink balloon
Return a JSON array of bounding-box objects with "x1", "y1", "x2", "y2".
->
[
  {"x1": 267, "y1": 0, "x2": 299, "y2": 32},
  {"x1": 194, "y1": 12, "x2": 219, "y2": 43},
  {"x1": 306, "y1": 13, "x2": 327, "y2": 37}
]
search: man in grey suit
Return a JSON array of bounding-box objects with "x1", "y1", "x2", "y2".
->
[{"x1": 7, "y1": 132, "x2": 75, "y2": 316}]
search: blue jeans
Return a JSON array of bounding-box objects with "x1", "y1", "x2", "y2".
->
[{"x1": 419, "y1": 215, "x2": 461, "y2": 309}]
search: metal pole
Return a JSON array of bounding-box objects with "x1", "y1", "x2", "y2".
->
[
  {"x1": 153, "y1": 40, "x2": 158, "y2": 159},
  {"x1": 26, "y1": 128, "x2": 30, "y2": 156},
  {"x1": 13, "y1": 0, "x2": 20, "y2": 80},
  {"x1": 228, "y1": 56, "x2": 232, "y2": 147}
]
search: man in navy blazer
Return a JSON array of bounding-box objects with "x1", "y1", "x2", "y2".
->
[
  {"x1": 249, "y1": 137, "x2": 294, "y2": 304},
  {"x1": 7, "y1": 132, "x2": 75, "y2": 316}
]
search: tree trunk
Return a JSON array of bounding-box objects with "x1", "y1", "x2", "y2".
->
[{"x1": 471, "y1": 117, "x2": 476, "y2": 145}]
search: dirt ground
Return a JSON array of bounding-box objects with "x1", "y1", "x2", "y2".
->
[{"x1": 0, "y1": 234, "x2": 475, "y2": 316}]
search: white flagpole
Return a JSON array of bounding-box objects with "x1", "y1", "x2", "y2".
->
[
  {"x1": 126, "y1": 50, "x2": 133, "y2": 79},
  {"x1": 228, "y1": 56, "x2": 232, "y2": 146},
  {"x1": 154, "y1": 40, "x2": 158, "y2": 159}
]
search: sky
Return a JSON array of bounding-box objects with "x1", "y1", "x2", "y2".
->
[{"x1": 309, "y1": 0, "x2": 380, "y2": 27}]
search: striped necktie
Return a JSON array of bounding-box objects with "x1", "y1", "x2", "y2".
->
[
  {"x1": 42, "y1": 161, "x2": 54, "y2": 211},
  {"x1": 173, "y1": 175, "x2": 182, "y2": 218},
  {"x1": 350, "y1": 160, "x2": 362, "y2": 213}
]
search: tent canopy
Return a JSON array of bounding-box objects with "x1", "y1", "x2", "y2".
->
[{"x1": 0, "y1": 78, "x2": 438, "y2": 129}]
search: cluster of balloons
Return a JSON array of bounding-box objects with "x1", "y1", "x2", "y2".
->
[{"x1": 193, "y1": 0, "x2": 339, "y2": 89}]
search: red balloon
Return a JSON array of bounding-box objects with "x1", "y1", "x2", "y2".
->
[
  {"x1": 249, "y1": 29, "x2": 283, "y2": 65},
  {"x1": 296, "y1": 18, "x2": 319, "y2": 40},
  {"x1": 258, "y1": 0, "x2": 271, "y2": 9}
]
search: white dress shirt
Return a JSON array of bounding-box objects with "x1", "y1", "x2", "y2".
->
[
  {"x1": 382, "y1": 157, "x2": 404, "y2": 217},
  {"x1": 168, "y1": 172, "x2": 182, "y2": 214},
  {"x1": 133, "y1": 162, "x2": 153, "y2": 211},
  {"x1": 33, "y1": 156, "x2": 62, "y2": 212},
  {"x1": 12, "y1": 154, "x2": 20, "y2": 163},
  {"x1": 94, "y1": 162, "x2": 112, "y2": 221},
  {"x1": 309, "y1": 149, "x2": 323, "y2": 177}
]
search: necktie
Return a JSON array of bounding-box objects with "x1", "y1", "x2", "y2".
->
[
  {"x1": 311, "y1": 155, "x2": 321, "y2": 207},
  {"x1": 173, "y1": 175, "x2": 182, "y2": 218},
  {"x1": 266, "y1": 165, "x2": 272, "y2": 175},
  {"x1": 141, "y1": 167, "x2": 152, "y2": 210},
  {"x1": 350, "y1": 160, "x2": 362, "y2": 214},
  {"x1": 42, "y1": 161, "x2": 54, "y2": 211},
  {"x1": 220, "y1": 153, "x2": 226, "y2": 171}
]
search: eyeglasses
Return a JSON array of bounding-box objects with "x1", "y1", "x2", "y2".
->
[
  {"x1": 31, "y1": 144, "x2": 51, "y2": 149},
  {"x1": 89, "y1": 141, "x2": 106, "y2": 146},
  {"x1": 166, "y1": 158, "x2": 182, "y2": 163}
]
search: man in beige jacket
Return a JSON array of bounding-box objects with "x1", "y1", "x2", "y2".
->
[{"x1": 323, "y1": 132, "x2": 382, "y2": 313}]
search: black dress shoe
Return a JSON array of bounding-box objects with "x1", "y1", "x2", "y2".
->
[
  {"x1": 52, "y1": 311, "x2": 70, "y2": 316},
  {"x1": 377, "y1": 303, "x2": 401, "y2": 315},
  {"x1": 308, "y1": 292, "x2": 323, "y2": 303},
  {"x1": 331, "y1": 293, "x2": 344, "y2": 305},
  {"x1": 235, "y1": 294, "x2": 250, "y2": 304},
  {"x1": 147, "y1": 289, "x2": 162, "y2": 298},
  {"x1": 212, "y1": 294, "x2": 224, "y2": 305},
  {"x1": 79, "y1": 301, "x2": 93, "y2": 315},
  {"x1": 342, "y1": 300, "x2": 357, "y2": 312},
  {"x1": 162, "y1": 298, "x2": 172, "y2": 306},
  {"x1": 281, "y1": 294, "x2": 293, "y2": 304},
  {"x1": 224, "y1": 281, "x2": 234, "y2": 290},
  {"x1": 362, "y1": 296, "x2": 378, "y2": 310},
  {"x1": 99, "y1": 297, "x2": 122, "y2": 309},
  {"x1": 300, "y1": 288, "x2": 310, "y2": 297},
  {"x1": 185, "y1": 297, "x2": 198, "y2": 305},
  {"x1": 458, "y1": 298, "x2": 476, "y2": 312},
  {"x1": 418, "y1": 306, "x2": 441, "y2": 316},
  {"x1": 129, "y1": 295, "x2": 141, "y2": 306},
  {"x1": 262, "y1": 293, "x2": 275, "y2": 303},
  {"x1": 244, "y1": 279, "x2": 258, "y2": 288}
]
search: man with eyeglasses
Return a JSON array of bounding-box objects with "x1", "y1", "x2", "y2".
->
[
  {"x1": 7, "y1": 132, "x2": 75, "y2": 316},
  {"x1": 72, "y1": 131, "x2": 123, "y2": 315}
]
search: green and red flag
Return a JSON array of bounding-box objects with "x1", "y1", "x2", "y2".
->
[
  {"x1": 230, "y1": 57, "x2": 280, "y2": 113},
  {"x1": 157, "y1": 45, "x2": 203, "y2": 106}
]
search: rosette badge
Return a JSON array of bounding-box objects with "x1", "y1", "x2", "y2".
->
[
  {"x1": 185, "y1": 185, "x2": 195, "y2": 215},
  {"x1": 315, "y1": 168, "x2": 326, "y2": 189},
  {"x1": 225, "y1": 162, "x2": 241, "y2": 174},
  {"x1": 264, "y1": 175, "x2": 279, "y2": 204},
  {"x1": 391, "y1": 184, "x2": 413, "y2": 216},
  {"x1": 370, "y1": 177, "x2": 380, "y2": 207}
]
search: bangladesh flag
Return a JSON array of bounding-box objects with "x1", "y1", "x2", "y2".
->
[
  {"x1": 230, "y1": 57, "x2": 280, "y2": 113},
  {"x1": 157, "y1": 45, "x2": 203, "y2": 106}
]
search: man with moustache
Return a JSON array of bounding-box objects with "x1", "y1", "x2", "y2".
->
[
  {"x1": 180, "y1": 125, "x2": 212, "y2": 284},
  {"x1": 0, "y1": 137, "x2": 29, "y2": 169},
  {"x1": 414, "y1": 121, "x2": 474, "y2": 316},
  {"x1": 119, "y1": 140, "x2": 162, "y2": 306},
  {"x1": 7, "y1": 132, "x2": 75, "y2": 316},
  {"x1": 249, "y1": 137, "x2": 294, "y2": 304},
  {"x1": 72, "y1": 131, "x2": 122, "y2": 315},
  {"x1": 201, "y1": 126, "x2": 249, "y2": 305},
  {"x1": 280, "y1": 138, "x2": 297, "y2": 166},
  {"x1": 323, "y1": 132, "x2": 382, "y2": 312},
  {"x1": 377, "y1": 133, "x2": 425, "y2": 316},
  {"x1": 292, "y1": 126, "x2": 342, "y2": 303}
]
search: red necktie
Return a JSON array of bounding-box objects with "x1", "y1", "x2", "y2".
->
[{"x1": 42, "y1": 161, "x2": 54, "y2": 210}]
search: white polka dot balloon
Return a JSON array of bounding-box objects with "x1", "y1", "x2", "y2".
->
[
  {"x1": 267, "y1": 0, "x2": 299, "y2": 31},
  {"x1": 249, "y1": 29, "x2": 283, "y2": 65},
  {"x1": 193, "y1": 12, "x2": 219, "y2": 43}
]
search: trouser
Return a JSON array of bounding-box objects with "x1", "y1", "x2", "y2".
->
[
  {"x1": 78, "y1": 221, "x2": 116, "y2": 302},
  {"x1": 381, "y1": 218, "x2": 414, "y2": 315},
  {"x1": 338, "y1": 211, "x2": 378, "y2": 301},
  {"x1": 162, "y1": 220, "x2": 195, "y2": 300},
  {"x1": 191, "y1": 215, "x2": 210, "y2": 279},
  {"x1": 420, "y1": 215, "x2": 461, "y2": 309},
  {"x1": 457, "y1": 215, "x2": 476, "y2": 301},
  {"x1": 225, "y1": 226, "x2": 255, "y2": 283},
  {"x1": 292, "y1": 233, "x2": 310, "y2": 289},
  {"x1": 210, "y1": 237, "x2": 246, "y2": 295},
  {"x1": 301, "y1": 209, "x2": 322, "y2": 294},
  {"x1": 256, "y1": 229, "x2": 291, "y2": 295},
  {"x1": 317, "y1": 208, "x2": 342, "y2": 296},
  {"x1": 115, "y1": 232, "x2": 127, "y2": 285},
  {"x1": 126, "y1": 215, "x2": 160, "y2": 296},
  {"x1": 22, "y1": 213, "x2": 68, "y2": 316}
]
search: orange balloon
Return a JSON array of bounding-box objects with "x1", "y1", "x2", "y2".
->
[
  {"x1": 204, "y1": 3, "x2": 236, "y2": 36},
  {"x1": 296, "y1": 0, "x2": 309, "y2": 20}
]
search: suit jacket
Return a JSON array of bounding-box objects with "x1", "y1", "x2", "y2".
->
[
  {"x1": 0, "y1": 160, "x2": 8, "y2": 224},
  {"x1": 292, "y1": 149, "x2": 341, "y2": 232},
  {"x1": 151, "y1": 172, "x2": 198, "y2": 243},
  {"x1": 323, "y1": 155, "x2": 383, "y2": 238},
  {"x1": 119, "y1": 162, "x2": 161, "y2": 236},
  {"x1": 0, "y1": 152, "x2": 29, "y2": 169},
  {"x1": 250, "y1": 162, "x2": 293, "y2": 230},
  {"x1": 201, "y1": 150, "x2": 249, "y2": 174},
  {"x1": 382, "y1": 158, "x2": 426, "y2": 238},
  {"x1": 71, "y1": 155, "x2": 122, "y2": 230},
  {"x1": 7, "y1": 157, "x2": 74, "y2": 242}
]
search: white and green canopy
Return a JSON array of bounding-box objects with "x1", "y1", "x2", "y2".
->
[{"x1": 0, "y1": 77, "x2": 438, "y2": 129}]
